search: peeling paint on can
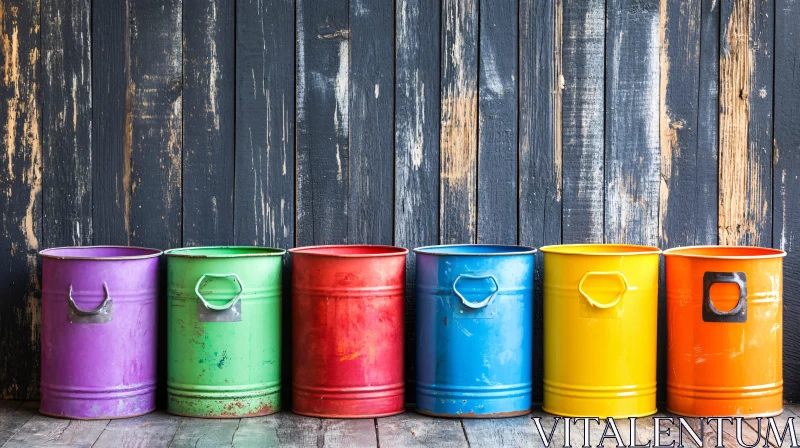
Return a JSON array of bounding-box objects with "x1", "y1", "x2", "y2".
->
[
  {"x1": 165, "y1": 246, "x2": 284, "y2": 418},
  {"x1": 414, "y1": 244, "x2": 536, "y2": 418}
]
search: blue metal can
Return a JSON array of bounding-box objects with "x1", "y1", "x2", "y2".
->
[{"x1": 414, "y1": 244, "x2": 536, "y2": 417}]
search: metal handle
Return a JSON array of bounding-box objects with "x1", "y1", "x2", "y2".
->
[
  {"x1": 68, "y1": 283, "x2": 113, "y2": 323},
  {"x1": 195, "y1": 273, "x2": 244, "y2": 311},
  {"x1": 453, "y1": 274, "x2": 500, "y2": 309},
  {"x1": 703, "y1": 271, "x2": 747, "y2": 323},
  {"x1": 578, "y1": 271, "x2": 629, "y2": 309}
]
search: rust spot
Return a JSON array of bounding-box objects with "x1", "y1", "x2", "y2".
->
[{"x1": 443, "y1": 316, "x2": 447, "y2": 326}]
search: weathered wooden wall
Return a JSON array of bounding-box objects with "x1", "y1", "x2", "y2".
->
[{"x1": 1, "y1": 0, "x2": 798, "y2": 403}]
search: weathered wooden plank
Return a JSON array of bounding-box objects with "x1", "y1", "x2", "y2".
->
[
  {"x1": 774, "y1": 0, "x2": 800, "y2": 403},
  {"x1": 519, "y1": 0, "x2": 561, "y2": 401},
  {"x1": 695, "y1": 0, "x2": 721, "y2": 245},
  {"x1": 377, "y1": 412, "x2": 468, "y2": 447},
  {"x1": 462, "y1": 416, "x2": 538, "y2": 448},
  {"x1": 748, "y1": 407, "x2": 800, "y2": 447},
  {"x1": 127, "y1": 0, "x2": 182, "y2": 250},
  {"x1": 347, "y1": 0, "x2": 393, "y2": 245},
  {"x1": 439, "y1": 0, "x2": 478, "y2": 245},
  {"x1": 605, "y1": 0, "x2": 660, "y2": 246},
  {"x1": 527, "y1": 409, "x2": 584, "y2": 447},
  {"x1": 92, "y1": 0, "x2": 130, "y2": 245},
  {"x1": 93, "y1": 412, "x2": 182, "y2": 448},
  {"x1": 41, "y1": 0, "x2": 92, "y2": 248},
  {"x1": 296, "y1": 0, "x2": 349, "y2": 246},
  {"x1": 4, "y1": 414, "x2": 108, "y2": 448},
  {"x1": 394, "y1": 0, "x2": 441, "y2": 401},
  {"x1": 0, "y1": 401, "x2": 36, "y2": 445},
  {"x1": 560, "y1": 0, "x2": 604, "y2": 244},
  {"x1": 232, "y1": 413, "x2": 376, "y2": 448},
  {"x1": 169, "y1": 418, "x2": 239, "y2": 448},
  {"x1": 718, "y1": 0, "x2": 772, "y2": 246},
  {"x1": 0, "y1": 0, "x2": 42, "y2": 400},
  {"x1": 234, "y1": 0, "x2": 295, "y2": 249},
  {"x1": 476, "y1": 0, "x2": 517, "y2": 245},
  {"x1": 182, "y1": 0, "x2": 235, "y2": 247}
]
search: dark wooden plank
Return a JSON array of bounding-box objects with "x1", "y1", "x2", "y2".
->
[
  {"x1": 0, "y1": 0, "x2": 42, "y2": 401},
  {"x1": 92, "y1": 0, "x2": 130, "y2": 245},
  {"x1": 93, "y1": 412, "x2": 182, "y2": 448},
  {"x1": 41, "y1": 0, "x2": 92, "y2": 248},
  {"x1": 604, "y1": 0, "x2": 659, "y2": 246},
  {"x1": 439, "y1": 0, "x2": 478, "y2": 245},
  {"x1": 347, "y1": 0, "x2": 394, "y2": 245},
  {"x1": 476, "y1": 0, "x2": 517, "y2": 245},
  {"x1": 560, "y1": 0, "x2": 604, "y2": 243},
  {"x1": 296, "y1": 0, "x2": 349, "y2": 246},
  {"x1": 394, "y1": 0, "x2": 441, "y2": 402},
  {"x1": 377, "y1": 412, "x2": 468, "y2": 447},
  {"x1": 169, "y1": 418, "x2": 239, "y2": 448},
  {"x1": 0, "y1": 401, "x2": 36, "y2": 445},
  {"x1": 718, "y1": 0, "x2": 772, "y2": 246},
  {"x1": 774, "y1": 0, "x2": 800, "y2": 403},
  {"x1": 694, "y1": 0, "x2": 721, "y2": 245},
  {"x1": 462, "y1": 416, "x2": 538, "y2": 448},
  {"x1": 127, "y1": 0, "x2": 182, "y2": 251},
  {"x1": 234, "y1": 0, "x2": 295, "y2": 249},
  {"x1": 519, "y1": 0, "x2": 561, "y2": 402},
  {"x1": 4, "y1": 415, "x2": 108, "y2": 447},
  {"x1": 232, "y1": 413, "x2": 376, "y2": 447},
  {"x1": 182, "y1": 0, "x2": 235, "y2": 247}
]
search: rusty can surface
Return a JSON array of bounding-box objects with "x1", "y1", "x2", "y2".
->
[
  {"x1": 39, "y1": 246, "x2": 162, "y2": 419},
  {"x1": 290, "y1": 245, "x2": 407, "y2": 418},
  {"x1": 166, "y1": 246, "x2": 284, "y2": 418},
  {"x1": 415, "y1": 244, "x2": 536, "y2": 418},
  {"x1": 665, "y1": 245, "x2": 785, "y2": 417}
]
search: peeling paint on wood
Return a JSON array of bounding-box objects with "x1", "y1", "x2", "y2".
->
[
  {"x1": 42, "y1": 0, "x2": 92, "y2": 248},
  {"x1": 0, "y1": 0, "x2": 42, "y2": 399},
  {"x1": 561, "y1": 0, "x2": 604, "y2": 244},
  {"x1": 440, "y1": 0, "x2": 478, "y2": 245},
  {"x1": 183, "y1": 0, "x2": 234, "y2": 247}
]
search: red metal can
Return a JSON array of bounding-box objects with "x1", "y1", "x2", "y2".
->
[{"x1": 289, "y1": 245, "x2": 408, "y2": 418}]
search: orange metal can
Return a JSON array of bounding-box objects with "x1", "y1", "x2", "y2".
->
[{"x1": 664, "y1": 246, "x2": 786, "y2": 417}]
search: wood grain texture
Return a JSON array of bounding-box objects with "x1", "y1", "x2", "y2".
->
[
  {"x1": 377, "y1": 412, "x2": 468, "y2": 447},
  {"x1": 774, "y1": 0, "x2": 800, "y2": 402},
  {"x1": 41, "y1": 0, "x2": 92, "y2": 248},
  {"x1": 182, "y1": 0, "x2": 235, "y2": 247},
  {"x1": 127, "y1": 0, "x2": 182, "y2": 250},
  {"x1": 92, "y1": 0, "x2": 130, "y2": 246},
  {"x1": 234, "y1": 0, "x2": 295, "y2": 249},
  {"x1": 92, "y1": 412, "x2": 182, "y2": 448},
  {"x1": 348, "y1": 0, "x2": 393, "y2": 245},
  {"x1": 170, "y1": 418, "x2": 239, "y2": 447},
  {"x1": 560, "y1": 0, "x2": 604, "y2": 244},
  {"x1": 394, "y1": 0, "x2": 441, "y2": 401},
  {"x1": 232, "y1": 413, "x2": 377, "y2": 447},
  {"x1": 0, "y1": 401, "x2": 36, "y2": 445},
  {"x1": 519, "y1": 0, "x2": 561, "y2": 402},
  {"x1": 462, "y1": 416, "x2": 538, "y2": 447},
  {"x1": 0, "y1": 0, "x2": 42, "y2": 400},
  {"x1": 296, "y1": 0, "x2": 349, "y2": 246},
  {"x1": 605, "y1": 0, "x2": 660, "y2": 246},
  {"x1": 718, "y1": 0, "x2": 772, "y2": 246},
  {"x1": 4, "y1": 414, "x2": 108, "y2": 447},
  {"x1": 476, "y1": 0, "x2": 518, "y2": 245},
  {"x1": 439, "y1": 0, "x2": 478, "y2": 245}
]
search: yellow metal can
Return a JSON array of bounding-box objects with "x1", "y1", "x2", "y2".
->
[{"x1": 541, "y1": 244, "x2": 661, "y2": 418}]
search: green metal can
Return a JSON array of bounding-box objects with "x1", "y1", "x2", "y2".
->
[{"x1": 165, "y1": 246, "x2": 284, "y2": 418}]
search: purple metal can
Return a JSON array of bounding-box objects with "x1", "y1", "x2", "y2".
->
[{"x1": 39, "y1": 246, "x2": 162, "y2": 419}]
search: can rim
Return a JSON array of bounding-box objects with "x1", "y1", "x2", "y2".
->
[
  {"x1": 164, "y1": 246, "x2": 286, "y2": 258},
  {"x1": 663, "y1": 245, "x2": 786, "y2": 259},
  {"x1": 39, "y1": 245, "x2": 163, "y2": 260},
  {"x1": 413, "y1": 244, "x2": 537, "y2": 256},
  {"x1": 288, "y1": 244, "x2": 409, "y2": 257},
  {"x1": 538, "y1": 243, "x2": 661, "y2": 256}
]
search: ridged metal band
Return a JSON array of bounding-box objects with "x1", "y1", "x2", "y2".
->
[
  {"x1": 417, "y1": 382, "x2": 532, "y2": 399},
  {"x1": 293, "y1": 383, "x2": 405, "y2": 400}
]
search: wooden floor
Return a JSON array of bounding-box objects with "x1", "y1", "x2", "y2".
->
[{"x1": 0, "y1": 401, "x2": 795, "y2": 447}]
